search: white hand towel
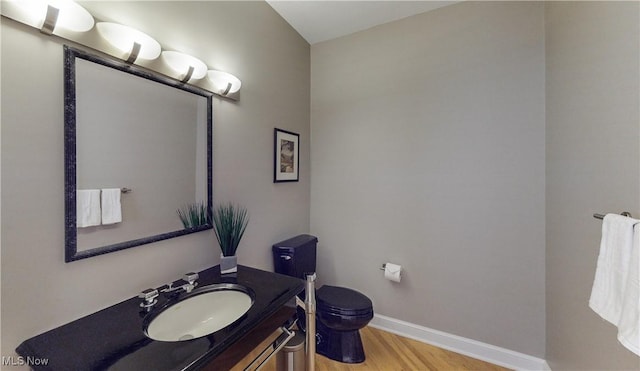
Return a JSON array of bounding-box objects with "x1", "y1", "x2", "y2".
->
[
  {"x1": 101, "y1": 188, "x2": 122, "y2": 225},
  {"x1": 617, "y1": 224, "x2": 640, "y2": 356},
  {"x1": 76, "y1": 190, "x2": 101, "y2": 227},
  {"x1": 589, "y1": 213, "x2": 639, "y2": 324}
]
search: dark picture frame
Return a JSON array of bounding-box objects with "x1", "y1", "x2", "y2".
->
[{"x1": 274, "y1": 128, "x2": 300, "y2": 182}]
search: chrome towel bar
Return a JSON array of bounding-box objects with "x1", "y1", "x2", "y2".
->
[
  {"x1": 593, "y1": 211, "x2": 633, "y2": 220},
  {"x1": 243, "y1": 326, "x2": 294, "y2": 371}
]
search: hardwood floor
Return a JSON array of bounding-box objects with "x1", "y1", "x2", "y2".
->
[{"x1": 231, "y1": 326, "x2": 511, "y2": 371}]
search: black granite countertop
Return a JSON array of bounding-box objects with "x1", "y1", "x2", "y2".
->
[{"x1": 16, "y1": 265, "x2": 304, "y2": 371}]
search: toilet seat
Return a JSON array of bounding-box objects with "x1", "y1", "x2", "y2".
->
[{"x1": 316, "y1": 285, "x2": 373, "y2": 317}]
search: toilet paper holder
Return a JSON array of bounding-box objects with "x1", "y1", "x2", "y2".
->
[
  {"x1": 380, "y1": 263, "x2": 401, "y2": 271},
  {"x1": 380, "y1": 263, "x2": 403, "y2": 283}
]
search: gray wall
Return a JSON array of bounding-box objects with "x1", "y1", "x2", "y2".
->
[
  {"x1": 545, "y1": 2, "x2": 640, "y2": 370},
  {"x1": 3, "y1": 1, "x2": 640, "y2": 368},
  {"x1": 1, "y1": 0, "x2": 310, "y2": 358},
  {"x1": 310, "y1": 1, "x2": 546, "y2": 357}
]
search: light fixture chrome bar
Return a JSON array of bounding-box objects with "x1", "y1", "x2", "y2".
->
[
  {"x1": 222, "y1": 82, "x2": 232, "y2": 96},
  {"x1": 181, "y1": 65, "x2": 195, "y2": 83},
  {"x1": 40, "y1": 5, "x2": 59, "y2": 35},
  {"x1": 126, "y1": 42, "x2": 142, "y2": 64}
]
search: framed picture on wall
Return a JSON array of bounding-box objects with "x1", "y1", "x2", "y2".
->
[{"x1": 274, "y1": 128, "x2": 299, "y2": 182}]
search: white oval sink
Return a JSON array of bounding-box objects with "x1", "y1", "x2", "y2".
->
[{"x1": 144, "y1": 284, "x2": 254, "y2": 342}]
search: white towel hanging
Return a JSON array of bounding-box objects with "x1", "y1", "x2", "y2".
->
[
  {"x1": 589, "y1": 213, "x2": 639, "y2": 324},
  {"x1": 76, "y1": 189, "x2": 101, "y2": 227},
  {"x1": 101, "y1": 188, "x2": 122, "y2": 225},
  {"x1": 617, "y1": 224, "x2": 640, "y2": 356}
]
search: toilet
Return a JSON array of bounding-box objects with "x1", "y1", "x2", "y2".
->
[{"x1": 272, "y1": 234, "x2": 374, "y2": 363}]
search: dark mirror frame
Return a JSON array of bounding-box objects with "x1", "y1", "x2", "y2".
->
[{"x1": 64, "y1": 45, "x2": 213, "y2": 262}]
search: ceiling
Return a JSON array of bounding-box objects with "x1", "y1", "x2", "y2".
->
[{"x1": 266, "y1": 1, "x2": 458, "y2": 45}]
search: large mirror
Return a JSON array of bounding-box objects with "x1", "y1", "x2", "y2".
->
[{"x1": 64, "y1": 45, "x2": 213, "y2": 262}]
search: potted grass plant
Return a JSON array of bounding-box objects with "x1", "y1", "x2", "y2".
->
[
  {"x1": 212, "y1": 203, "x2": 249, "y2": 274},
  {"x1": 177, "y1": 202, "x2": 210, "y2": 229}
]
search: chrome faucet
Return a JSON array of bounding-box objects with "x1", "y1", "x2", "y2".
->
[
  {"x1": 138, "y1": 272, "x2": 198, "y2": 312},
  {"x1": 138, "y1": 288, "x2": 159, "y2": 312},
  {"x1": 161, "y1": 272, "x2": 199, "y2": 295}
]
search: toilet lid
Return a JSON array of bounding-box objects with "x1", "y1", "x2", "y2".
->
[{"x1": 316, "y1": 285, "x2": 373, "y2": 316}]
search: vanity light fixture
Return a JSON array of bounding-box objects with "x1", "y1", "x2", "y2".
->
[
  {"x1": 207, "y1": 70, "x2": 242, "y2": 96},
  {"x1": 2, "y1": 2, "x2": 242, "y2": 100},
  {"x1": 4, "y1": 0, "x2": 94, "y2": 35},
  {"x1": 161, "y1": 51, "x2": 208, "y2": 83},
  {"x1": 96, "y1": 22, "x2": 161, "y2": 64}
]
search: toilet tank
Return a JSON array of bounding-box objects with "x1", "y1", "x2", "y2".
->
[{"x1": 272, "y1": 234, "x2": 318, "y2": 280}]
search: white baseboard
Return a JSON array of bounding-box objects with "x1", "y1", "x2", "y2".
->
[{"x1": 369, "y1": 314, "x2": 551, "y2": 371}]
